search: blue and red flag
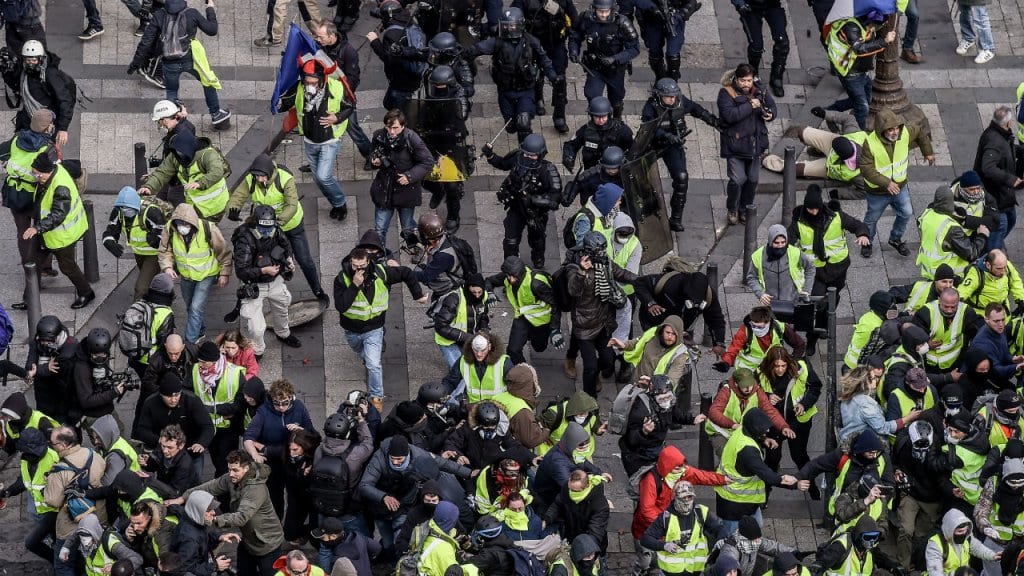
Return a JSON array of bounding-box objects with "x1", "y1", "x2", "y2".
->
[{"x1": 270, "y1": 23, "x2": 319, "y2": 114}]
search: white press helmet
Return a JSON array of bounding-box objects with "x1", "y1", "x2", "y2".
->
[
  {"x1": 151, "y1": 100, "x2": 180, "y2": 122},
  {"x1": 21, "y1": 40, "x2": 44, "y2": 58}
]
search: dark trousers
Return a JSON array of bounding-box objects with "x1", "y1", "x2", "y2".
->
[
  {"x1": 44, "y1": 243, "x2": 91, "y2": 296},
  {"x1": 830, "y1": 72, "x2": 872, "y2": 130},
  {"x1": 12, "y1": 209, "x2": 52, "y2": 268},
  {"x1": 383, "y1": 88, "x2": 415, "y2": 112},
  {"x1": 25, "y1": 511, "x2": 57, "y2": 562},
  {"x1": 424, "y1": 180, "x2": 464, "y2": 225},
  {"x1": 725, "y1": 157, "x2": 759, "y2": 214},
  {"x1": 508, "y1": 317, "x2": 551, "y2": 365},
  {"x1": 583, "y1": 67, "x2": 627, "y2": 106},
  {"x1": 5, "y1": 22, "x2": 46, "y2": 54},
  {"x1": 133, "y1": 253, "x2": 161, "y2": 301},
  {"x1": 237, "y1": 545, "x2": 281, "y2": 576},
  {"x1": 283, "y1": 480, "x2": 314, "y2": 541},
  {"x1": 81, "y1": 0, "x2": 103, "y2": 28},
  {"x1": 285, "y1": 224, "x2": 322, "y2": 294},
  {"x1": 739, "y1": 5, "x2": 789, "y2": 68},
  {"x1": 764, "y1": 416, "x2": 813, "y2": 472},
  {"x1": 267, "y1": 457, "x2": 287, "y2": 519},
  {"x1": 503, "y1": 210, "x2": 547, "y2": 267},
  {"x1": 346, "y1": 109, "x2": 372, "y2": 158},
  {"x1": 810, "y1": 271, "x2": 846, "y2": 338},
  {"x1": 209, "y1": 428, "x2": 239, "y2": 477},
  {"x1": 661, "y1": 146, "x2": 688, "y2": 192},
  {"x1": 577, "y1": 329, "x2": 613, "y2": 397}
]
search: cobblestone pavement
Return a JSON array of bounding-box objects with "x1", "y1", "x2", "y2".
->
[{"x1": 2, "y1": 0, "x2": 1024, "y2": 571}]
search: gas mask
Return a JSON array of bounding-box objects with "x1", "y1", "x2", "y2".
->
[
  {"x1": 89, "y1": 351, "x2": 110, "y2": 367},
  {"x1": 856, "y1": 531, "x2": 881, "y2": 551},
  {"x1": 477, "y1": 427, "x2": 497, "y2": 440},
  {"x1": 751, "y1": 323, "x2": 770, "y2": 338},
  {"x1": 909, "y1": 421, "x2": 933, "y2": 462}
]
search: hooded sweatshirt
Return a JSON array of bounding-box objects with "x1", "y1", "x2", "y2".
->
[
  {"x1": 65, "y1": 513, "x2": 143, "y2": 571},
  {"x1": 91, "y1": 414, "x2": 131, "y2": 487},
  {"x1": 534, "y1": 422, "x2": 603, "y2": 510},
  {"x1": 157, "y1": 203, "x2": 233, "y2": 277},
  {"x1": 176, "y1": 490, "x2": 215, "y2": 576},
  {"x1": 622, "y1": 315, "x2": 690, "y2": 384},
  {"x1": 144, "y1": 133, "x2": 228, "y2": 219},
  {"x1": 925, "y1": 508, "x2": 998, "y2": 576},
  {"x1": 745, "y1": 224, "x2": 815, "y2": 302},
  {"x1": 497, "y1": 363, "x2": 551, "y2": 450},
  {"x1": 226, "y1": 154, "x2": 300, "y2": 228},
  {"x1": 919, "y1": 186, "x2": 988, "y2": 268},
  {"x1": 631, "y1": 445, "x2": 727, "y2": 539},
  {"x1": 859, "y1": 108, "x2": 934, "y2": 192}
]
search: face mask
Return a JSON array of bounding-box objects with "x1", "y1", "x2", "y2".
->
[
  {"x1": 305, "y1": 85, "x2": 318, "y2": 96},
  {"x1": 953, "y1": 532, "x2": 968, "y2": 544},
  {"x1": 673, "y1": 497, "x2": 694, "y2": 515},
  {"x1": 916, "y1": 344, "x2": 930, "y2": 356},
  {"x1": 573, "y1": 449, "x2": 588, "y2": 464},
  {"x1": 289, "y1": 454, "x2": 303, "y2": 464},
  {"x1": 751, "y1": 323, "x2": 770, "y2": 338},
  {"x1": 389, "y1": 457, "x2": 410, "y2": 472},
  {"x1": 736, "y1": 536, "x2": 760, "y2": 554},
  {"x1": 422, "y1": 501, "x2": 438, "y2": 515},
  {"x1": 573, "y1": 415, "x2": 588, "y2": 425},
  {"x1": 256, "y1": 225, "x2": 275, "y2": 239},
  {"x1": 616, "y1": 233, "x2": 631, "y2": 243},
  {"x1": 122, "y1": 208, "x2": 138, "y2": 218},
  {"x1": 657, "y1": 399, "x2": 673, "y2": 411},
  {"x1": 79, "y1": 535, "x2": 97, "y2": 556},
  {"x1": 478, "y1": 428, "x2": 497, "y2": 440},
  {"x1": 578, "y1": 559, "x2": 596, "y2": 573},
  {"x1": 177, "y1": 224, "x2": 192, "y2": 236},
  {"x1": 945, "y1": 431, "x2": 961, "y2": 445},
  {"x1": 766, "y1": 245, "x2": 786, "y2": 259}
]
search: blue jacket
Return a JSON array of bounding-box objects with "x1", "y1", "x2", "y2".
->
[
  {"x1": 533, "y1": 445, "x2": 602, "y2": 511},
  {"x1": 243, "y1": 398, "x2": 315, "y2": 447},
  {"x1": 717, "y1": 68, "x2": 775, "y2": 159},
  {"x1": 971, "y1": 325, "x2": 1018, "y2": 382}
]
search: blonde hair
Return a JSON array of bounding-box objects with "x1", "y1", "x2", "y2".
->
[{"x1": 838, "y1": 366, "x2": 873, "y2": 402}]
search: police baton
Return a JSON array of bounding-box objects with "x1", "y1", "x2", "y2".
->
[{"x1": 480, "y1": 118, "x2": 514, "y2": 157}]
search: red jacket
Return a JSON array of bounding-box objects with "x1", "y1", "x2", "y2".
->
[
  {"x1": 630, "y1": 445, "x2": 727, "y2": 539},
  {"x1": 721, "y1": 323, "x2": 806, "y2": 366},
  {"x1": 708, "y1": 379, "x2": 790, "y2": 434},
  {"x1": 227, "y1": 346, "x2": 260, "y2": 379}
]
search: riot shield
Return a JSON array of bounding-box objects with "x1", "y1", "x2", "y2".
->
[
  {"x1": 627, "y1": 116, "x2": 663, "y2": 161},
  {"x1": 620, "y1": 151, "x2": 674, "y2": 264},
  {"x1": 404, "y1": 97, "x2": 473, "y2": 180}
]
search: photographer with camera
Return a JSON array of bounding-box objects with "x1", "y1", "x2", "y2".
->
[
  {"x1": 310, "y1": 410, "x2": 374, "y2": 531},
  {"x1": 369, "y1": 109, "x2": 434, "y2": 247},
  {"x1": 232, "y1": 204, "x2": 301, "y2": 356},
  {"x1": 717, "y1": 63, "x2": 775, "y2": 225},
  {"x1": 24, "y1": 315, "x2": 78, "y2": 424},
  {"x1": 133, "y1": 372, "x2": 214, "y2": 480},
  {"x1": 74, "y1": 328, "x2": 132, "y2": 431},
  {"x1": 1, "y1": 41, "x2": 76, "y2": 147}
]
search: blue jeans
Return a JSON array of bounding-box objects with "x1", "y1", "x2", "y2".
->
[
  {"x1": 863, "y1": 185, "x2": 913, "y2": 244},
  {"x1": 345, "y1": 327, "x2": 384, "y2": 398},
  {"x1": 720, "y1": 507, "x2": 763, "y2": 536},
  {"x1": 375, "y1": 513, "x2": 407, "y2": 552},
  {"x1": 162, "y1": 57, "x2": 221, "y2": 115},
  {"x1": 439, "y1": 342, "x2": 462, "y2": 369},
  {"x1": 988, "y1": 208, "x2": 1017, "y2": 251},
  {"x1": 902, "y1": 0, "x2": 919, "y2": 50},
  {"x1": 960, "y1": 4, "x2": 995, "y2": 51},
  {"x1": 180, "y1": 276, "x2": 215, "y2": 342},
  {"x1": 54, "y1": 538, "x2": 79, "y2": 576},
  {"x1": 726, "y1": 157, "x2": 759, "y2": 213},
  {"x1": 346, "y1": 109, "x2": 372, "y2": 158},
  {"x1": 832, "y1": 72, "x2": 873, "y2": 130},
  {"x1": 303, "y1": 139, "x2": 346, "y2": 208},
  {"x1": 374, "y1": 206, "x2": 416, "y2": 248}
]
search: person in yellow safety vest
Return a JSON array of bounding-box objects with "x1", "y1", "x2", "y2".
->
[
  {"x1": 879, "y1": 324, "x2": 932, "y2": 408},
  {"x1": 959, "y1": 249, "x2": 1024, "y2": 316},
  {"x1": 416, "y1": 501, "x2": 464, "y2": 576},
  {"x1": 974, "y1": 459, "x2": 1024, "y2": 576},
  {"x1": 102, "y1": 186, "x2": 171, "y2": 300},
  {"x1": 88, "y1": 415, "x2": 142, "y2": 495},
  {"x1": 470, "y1": 448, "x2": 533, "y2": 515},
  {"x1": 272, "y1": 549, "x2": 326, "y2": 576},
  {"x1": 891, "y1": 263, "x2": 957, "y2": 314},
  {"x1": 487, "y1": 256, "x2": 563, "y2": 367},
  {"x1": 832, "y1": 472, "x2": 892, "y2": 539},
  {"x1": 942, "y1": 411, "x2": 989, "y2": 509},
  {"x1": 844, "y1": 291, "x2": 898, "y2": 370},
  {"x1": 611, "y1": 314, "x2": 693, "y2": 406},
  {"x1": 916, "y1": 186, "x2": 990, "y2": 280},
  {"x1": 191, "y1": 341, "x2": 245, "y2": 476},
  {"x1": 640, "y1": 480, "x2": 727, "y2": 576},
  {"x1": 706, "y1": 368, "x2": 795, "y2": 458},
  {"x1": 951, "y1": 170, "x2": 999, "y2": 238},
  {"x1": 140, "y1": 130, "x2": 230, "y2": 221},
  {"x1": 928, "y1": 511, "x2": 1002, "y2": 576},
  {"x1": 538, "y1": 390, "x2": 605, "y2": 459},
  {"x1": 97, "y1": 469, "x2": 165, "y2": 522},
  {"x1": 60, "y1": 513, "x2": 143, "y2": 575},
  {"x1": 609, "y1": 213, "x2": 643, "y2": 383},
  {"x1": 0, "y1": 428, "x2": 60, "y2": 562},
  {"x1": 885, "y1": 367, "x2": 938, "y2": 428},
  {"x1": 810, "y1": 516, "x2": 905, "y2": 576},
  {"x1": 859, "y1": 108, "x2": 935, "y2": 258},
  {"x1": 0, "y1": 391, "x2": 57, "y2": 449},
  {"x1": 226, "y1": 154, "x2": 328, "y2": 302},
  {"x1": 568, "y1": 182, "x2": 622, "y2": 253},
  {"x1": 492, "y1": 364, "x2": 552, "y2": 453},
  {"x1": 758, "y1": 347, "x2": 822, "y2": 497},
  {"x1": 786, "y1": 185, "x2": 870, "y2": 350},
  {"x1": 744, "y1": 224, "x2": 815, "y2": 310},
  {"x1": 824, "y1": 13, "x2": 893, "y2": 130},
  {"x1": 717, "y1": 306, "x2": 807, "y2": 374},
  {"x1": 443, "y1": 332, "x2": 515, "y2": 405},
  {"x1": 912, "y1": 288, "x2": 980, "y2": 374},
  {"x1": 799, "y1": 429, "x2": 893, "y2": 522},
  {"x1": 158, "y1": 203, "x2": 232, "y2": 343},
  {"x1": 761, "y1": 110, "x2": 868, "y2": 194},
  {"x1": 434, "y1": 273, "x2": 491, "y2": 369},
  {"x1": 761, "y1": 552, "x2": 812, "y2": 576},
  {"x1": 715, "y1": 409, "x2": 807, "y2": 535},
  {"x1": 22, "y1": 153, "x2": 94, "y2": 308},
  {"x1": 975, "y1": 390, "x2": 1024, "y2": 449},
  {"x1": 335, "y1": 246, "x2": 427, "y2": 412},
  {"x1": 4, "y1": 108, "x2": 59, "y2": 273}
]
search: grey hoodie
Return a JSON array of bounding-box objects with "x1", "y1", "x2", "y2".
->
[
  {"x1": 744, "y1": 223, "x2": 815, "y2": 302},
  {"x1": 314, "y1": 420, "x2": 375, "y2": 490},
  {"x1": 65, "y1": 513, "x2": 143, "y2": 570},
  {"x1": 90, "y1": 414, "x2": 129, "y2": 486},
  {"x1": 185, "y1": 490, "x2": 214, "y2": 525},
  {"x1": 560, "y1": 422, "x2": 590, "y2": 452},
  {"x1": 925, "y1": 508, "x2": 997, "y2": 576}
]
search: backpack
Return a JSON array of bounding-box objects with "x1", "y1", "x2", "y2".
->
[
  {"x1": 609, "y1": 383, "x2": 649, "y2": 435},
  {"x1": 562, "y1": 210, "x2": 590, "y2": 249},
  {"x1": 309, "y1": 451, "x2": 352, "y2": 517},
  {"x1": 653, "y1": 257, "x2": 701, "y2": 297},
  {"x1": 508, "y1": 547, "x2": 547, "y2": 576},
  {"x1": 395, "y1": 522, "x2": 444, "y2": 576},
  {"x1": 549, "y1": 265, "x2": 575, "y2": 312},
  {"x1": 0, "y1": 302, "x2": 13, "y2": 356},
  {"x1": 627, "y1": 463, "x2": 658, "y2": 499},
  {"x1": 117, "y1": 301, "x2": 156, "y2": 359},
  {"x1": 161, "y1": 10, "x2": 190, "y2": 60},
  {"x1": 52, "y1": 451, "x2": 97, "y2": 522},
  {"x1": 447, "y1": 234, "x2": 478, "y2": 278}
]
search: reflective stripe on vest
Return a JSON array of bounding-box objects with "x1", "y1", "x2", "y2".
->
[
  {"x1": 248, "y1": 168, "x2": 302, "y2": 231},
  {"x1": 171, "y1": 222, "x2": 220, "y2": 281},
  {"x1": 715, "y1": 430, "x2": 766, "y2": 503},
  {"x1": 192, "y1": 364, "x2": 244, "y2": 428},
  {"x1": 751, "y1": 245, "x2": 804, "y2": 295},
  {"x1": 141, "y1": 306, "x2": 173, "y2": 364},
  {"x1": 923, "y1": 300, "x2": 967, "y2": 370},
  {"x1": 85, "y1": 532, "x2": 123, "y2": 576},
  {"x1": 843, "y1": 311, "x2": 883, "y2": 369},
  {"x1": 435, "y1": 289, "x2": 467, "y2": 347},
  {"x1": 944, "y1": 443, "x2": 985, "y2": 505},
  {"x1": 461, "y1": 356, "x2": 508, "y2": 403},
  {"x1": 760, "y1": 361, "x2": 818, "y2": 423},
  {"x1": 341, "y1": 265, "x2": 389, "y2": 321},
  {"x1": 916, "y1": 209, "x2": 970, "y2": 279},
  {"x1": 655, "y1": 506, "x2": 710, "y2": 573},
  {"x1": 177, "y1": 157, "x2": 228, "y2": 218},
  {"x1": 6, "y1": 141, "x2": 45, "y2": 193},
  {"x1": 864, "y1": 129, "x2": 910, "y2": 188},
  {"x1": 38, "y1": 166, "x2": 88, "y2": 250},
  {"x1": 797, "y1": 214, "x2": 848, "y2": 268},
  {"x1": 906, "y1": 280, "x2": 934, "y2": 313},
  {"x1": 506, "y1": 268, "x2": 553, "y2": 327},
  {"x1": 705, "y1": 388, "x2": 759, "y2": 439},
  {"x1": 988, "y1": 499, "x2": 1024, "y2": 542},
  {"x1": 623, "y1": 326, "x2": 685, "y2": 376},
  {"x1": 827, "y1": 19, "x2": 870, "y2": 77},
  {"x1": 613, "y1": 235, "x2": 641, "y2": 295},
  {"x1": 110, "y1": 437, "x2": 142, "y2": 473},
  {"x1": 880, "y1": 351, "x2": 916, "y2": 407},
  {"x1": 892, "y1": 387, "x2": 936, "y2": 421},
  {"x1": 826, "y1": 132, "x2": 868, "y2": 181},
  {"x1": 294, "y1": 77, "x2": 350, "y2": 140},
  {"x1": 736, "y1": 321, "x2": 784, "y2": 373},
  {"x1": 828, "y1": 454, "x2": 887, "y2": 516}
]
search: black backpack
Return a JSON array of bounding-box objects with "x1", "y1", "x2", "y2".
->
[
  {"x1": 161, "y1": 10, "x2": 190, "y2": 60},
  {"x1": 549, "y1": 266, "x2": 575, "y2": 312},
  {"x1": 447, "y1": 234, "x2": 478, "y2": 278},
  {"x1": 562, "y1": 210, "x2": 591, "y2": 249},
  {"x1": 309, "y1": 451, "x2": 352, "y2": 517}
]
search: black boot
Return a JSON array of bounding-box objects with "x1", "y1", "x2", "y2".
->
[
  {"x1": 669, "y1": 175, "x2": 688, "y2": 231},
  {"x1": 552, "y1": 76, "x2": 569, "y2": 134},
  {"x1": 747, "y1": 49, "x2": 762, "y2": 73},
  {"x1": 445, "y1": 183, "x2": 463, "y2": 233},
  {"x1": 770, "y1": 62, "x2": 785, "y2": 98},
  {"x1": 612, "y1": 102, "x2": 624, "y2": 120},
  {"x1": 535, "y1": 83, "x2": 546, "y2": 116},
  {"x1": 428, "y1": 187, "x2": 444, "y2": 209},
  {"x1": 649, "y1": 57, "x2": 666, "y2": 80},
  {"x1": 666, "y1": 55, "x2": 681, "y2": 80}
]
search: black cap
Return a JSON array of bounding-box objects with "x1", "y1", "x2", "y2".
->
[
  {"x1": 389, "y1": 435, "x2": 410, "y2": 457},
  {"x1": 31, "y1": 154, "x2": 56, "y2": 173},
  {"x1": 197, "y1": 341, "x2": 220, "y2": 362},
  {"x1": 311, "y1": 516, "x2": 345, "y2": 539}
]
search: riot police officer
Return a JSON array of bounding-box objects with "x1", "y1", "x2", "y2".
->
[
  {"x1": 733, "y1": 0, "x2": 789, "y2": 97},
  {"x1": 415, "y1": 0, "x2": 477, "y2": 40},
  {"x1": 469, "y1": 8, "x2": 559, "y2": 142},
  {"x1": 568, "y1": 0, "x2": 640, "y2": 120},
  {"x1": 483, "y1": 134, "x2": 562, "y2": 269},
  {"x1": 512, "y1": 0, "x2": 578, "y2": 134},
  {"x1": 641, "y1": 78, "x2": 721, "y2": 231},
  {"x1": 421, "y1": 66, "x2": 471, "y2": 233},
  {"x1": 420, "y1": 32, "x2": 476, "y2": 108},
  {"x1": 629, "y1": 0, "x2": 701, "y2": 80},
  {"x1": 562, "y1": 96, "x2": 634, "y2": 172},
  {"x1": 568, "y1": 146, "x2": 626, "y2": 208}
]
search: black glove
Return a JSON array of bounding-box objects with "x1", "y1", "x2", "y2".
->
[
  {"x1": 712, "y1": 361, "x2": 730, "y2": 373},
  {"x1": 665, "y1": 134, "x2": 683, "y2": 146},
  {"x1": 127, "y1": 63, "x2": 140, "y2": 75},
  {"x1": 550, "y1": 330, "x2": 566, "y2": 349},
  {"x1": 227, "y1": 207, "x2": 242, "y2": 221},
  {"x1": 794, "y1": 550, "x2": 815, "y2": 561},
  {"x1": 482, "y1": 143, "x2": 494, "y2": 158},
  {"x1": 103, "y1": 239, "x2": 125, "y2": 259},
  {"x1": 599, "y1": 55, "x2": 616, "y2": 67},
  {"x1": 562, "y1": 154, "x2": 576, "y2": 171},
  {"x1": 1014, "y1": 303, "x2": 1024, "y2": 318},
  {"x1": 811, "y1": 106, "x2": 827, "y2": 119},
  {"x1": 736, "y1": 2, "x2": 752, "y2": 13},
  {"x1": 569, "y1": 50, "x2": 580, "y2": 64}
]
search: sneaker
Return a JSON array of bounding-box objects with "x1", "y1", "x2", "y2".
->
[
  {"x1": 211, "y1": 109, "x2": 231, "y2": 124},
  {"x1": 254, "y1": 36, "x2": 282, "y2": 47},
  {"x1": 956, "y1": 40, "x2": 975, "y2": 55},
  {"x1": 860, "y1": 244, "x2": 872, "y2": 258},
  {"x1": 727, "y1": 211, "x2": 739, "y2": 225},
  {"x1": 888, "y1": 239, "x2": 910, "y2": 256},
  {"x1": 276, "y1": 334, "x2": 301, "y2": 348},
  {"x1": 134, "y1": 21, "x2": 147, "y2": 36},
  {"x1": 330, "y1": 205, "x2": 348, "y2": 220},
  {"x1": 738, "y1": 212, "x2": 747, "y2": 224},
  {"x1": 299, "y1": 164, "x2": 312, "y2": 173},
  {"x1": 975, "y1": 49, "x2": 995, "y2": 64},
  {"x1": 78, "y1": 26, "x2": 104, "y2": 40}
]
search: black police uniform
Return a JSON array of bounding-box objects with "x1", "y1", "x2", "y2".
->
[
  {"x1": 732, "y1": 0, "x2": 789, "y2": 96},
  {"x1": 369, "y1": 11, "x2": 427, "y2": 111},
  {"x1": 568, "y1": 8, "x2": 640, "y2": 117},
  {"x1": 625, "y1": 0, "x2": 701, "y2": 80},
  {"x1": 572, "y1": 164, "x2": 624, "y2": 207},
  {"x1": 419, "y1": 35, "x2": 476, "y2": 103},
  {"x1": 488, "y1": 149, "x2": 562, "y2": 268},
  {"x1": 511, "y1": 0, "x2": 578, "y2": 129},
  {"x1": 562, "y1": 112, "x2": 634, "y2": 170},
  {"x1": 470, "y1": 32, "x2": 557, "y2": 142},
  {"x1": 421, "y1": 78, "x2": 470, "y2": 232}
]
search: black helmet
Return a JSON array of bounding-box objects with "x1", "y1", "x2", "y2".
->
[
  {"x1": 588, "y1": 96, "x2": 612, "y2": 117},
  {"x1": 36, "y1": 315, "x2": 64, "y2": 343},
  {"x1": 85, "y1": 327, "x2": 112, "y2": 363},
  {"x1": 654, "y1": 78, "x2": 682, "y2": 106},
  {"x1": 418, "y1": 211, "x2": 445, "y2": 241},
  {"x1": 324, "y1": 412, "x2": 352, "y2": 439},
  {"x1": 429, "y1": 65, "x2": 455, "y2": 87},
  {"x1": 417, "y1": 381, "x2": 450, "y2": 405},
  {"x1": 476, "y1": 401, "x2": 501, "y2": 427},
  {"x1": 650, "y1": 375, "x2": 674, "y2": 396},
  {"x1": 253, "y1": 205, "x2": 277, "y2": 228},
  {"x1": 429, "y1": 32, "x2": 460, "y2": 57},
  {"x1": 600, "y1": 146, "x2": 625, "y2": 170},
  {"x1": 379, "y1": 0, "x2": 403, "y2": 23},
  {"x1": 583, "y1": 231, "x2": 607, "y2": 254},
  {"x1": 473, "y1": 515, "x2": 504, "y2": 541},
  {"x1": 592, "y1": 0, "x2": 615, "y2": 15},
  {"x1": 499, "y1": 7, "x2": 525, "y2": 39},
  {"x1": 520, "y1": 133, "x2": 547, "y2": 157}
]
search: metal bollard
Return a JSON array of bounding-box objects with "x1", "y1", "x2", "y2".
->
[
  {"x1": 697, "y1": 392, "x2": 715, "y2": 470},
  {"x1": 825, "y1": 286, "x2": 838, "y2": 455},
  {"x1": 134, "y1": 143, "x2": 148, "y2": 186},
  {"x1": 23, "y1": 262, "x2": 41, "y2": 341},
  {"x1": 781, "y1": 146, "x2": 796, "y2": 228},
  {"x1": 702, "y1": 262, "x2": 719, "y2": 347},
  {"x1": 82, "y1": 200, "x2": 100, "y2": 283},
  {"x1": 741, "y1": 204, "x2": 758, "y2": 279}
]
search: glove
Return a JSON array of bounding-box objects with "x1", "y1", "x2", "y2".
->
[
  {"x1": 663, "y1": 542, "x2": 682, "y2": 554},
  {"x1": 712, "y1": 361, "x2": 730, "y2": 373},
  {"x1": 736, "y1": 2, "x2": 752, "y2": 13},
  {"x1": 127, "y1": 64, "x2": 140, "y2": 75},
  {"x1": 794, "y1": 550, "x2": 815, "y2": 560},
  {"x1": 103, "y1": 239, "x2": 125, "y2": 259},
  {"x1": 569, "y1": 50, "x2": 580, "y2": 64},
  {"x1": 227, "y1": 207, "x2": 242, "y2": 221},
  {"x1": 1014, "y1": 303, "x2": 1024, "y2": 318},
  {"x1": 550, "y1": 330, "x2": 566, "y2": 349},
  {"x1": 562, "y1": 154, "x2": 576, "y2": 171},
  {"x1": 599, "y1": 56, "x2": 616, "y2": 67},
  {"x1": 811, "y1": 106, "x2": 827, "y2": 119},
  {"x1": 665, "y1": 134, "x2": 683, "y2": 146},
  {"x1": 482, "y1": 143, "x2": 494, "y2": 158}
]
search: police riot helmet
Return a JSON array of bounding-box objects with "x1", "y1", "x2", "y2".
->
[
  {"x1": 476, "y1": 401, "x2": 501, "y2": 427},
  {"x1": 324, "y1": 412, "x2": 352, "y2": 439},
  {"x1": 378, "y1": 0, "x2": 403, "y2": 24},
  {"x1": 429, "y1": 65, "x2": 456, "y2": 88},
  {"x1": 587, "y1": 96, "x2": 613, "y2": 117},
  {"x1": 600, "y1": 146, "x2": 625, "y2": 171},
  {"x1": 653, "y1": 78, "x2": 682, "y2": 107},
  {"x1": 499, "y1": 7, "x2": 525, "y2": 39},
  {"x1": 520, "y1": 133, "x2": 547, "y2": 157},
  {"x1": 592, "y1": 0, "x2": 616, "y2": 19},
  {"x1": 429, "y1": 32, "x2": 460, "y2": 58},
  {"x1": 650, "y1": 375, "x2": 674, "y2": 396},
  {"x1": 85, "y1": 328, "x2": 113, "y2": 364},
  {"x1": 417, "y1": 381, "x2": 450, "y2": 405},
  {"x1": 582, "y1": 231, "x2": 607, "y2": 254}
]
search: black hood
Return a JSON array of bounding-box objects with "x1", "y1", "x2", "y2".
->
[
  {"x1": 900, "y1": 325, "x2": 930, "y2": 356},
  {"x1": 248, "y1": 154, "x2": 275, "y2": 177},
  {"x1": 356, "y1": 229, "x2": 385, "y2": 252},
  {"x1": 170, "y1": 131, "x2": 198, "y2": 164},
  {"x1": 1, "y1": 392, "x2": 30, "y2": 422},
  {"x1": 243, "y1": 377, "x2": 267, "y2": 407},
  {"x1": 741, "y1": 408, "x2": 772, "y2": 440},
  {"x1": 17, "y1": 428, "x2": 49, "y2": 459},
  {"x1": 113, "y1": 469, "x2": 147, "y2": 501},
  {"x1": 164, "y1": 0, "x2": 187, "y2": 14}
]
